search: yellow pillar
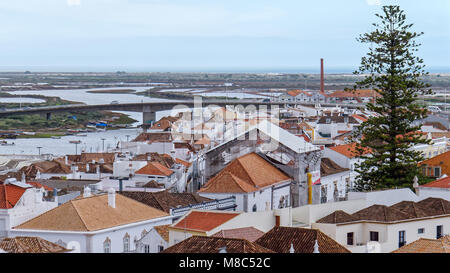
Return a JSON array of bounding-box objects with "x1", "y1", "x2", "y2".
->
[{"x1": 307, "y1": 172, "x2": 312, "y2": 204}]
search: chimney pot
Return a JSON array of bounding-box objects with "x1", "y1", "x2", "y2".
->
[{"x1": 108, "y1": 188, "x2": 116, "y2": 208}]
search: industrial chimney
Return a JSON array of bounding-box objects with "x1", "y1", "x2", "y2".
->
[{"x1": 320, "y1": 58, "x2": 324, "y2": 94}]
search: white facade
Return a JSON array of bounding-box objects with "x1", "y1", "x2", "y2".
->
[
  {"x1": 135, "y1": 227, "x2": 168, "y2": 253},
  {"x1": 320, "y1": 170, "x2": 352, "y2": 203},
  {"x1": 0, "y1": 187, "x2": 57, "y2": 238},
  {"x1": 312, "y1": 215, "x2": 450, "y2": 253}
]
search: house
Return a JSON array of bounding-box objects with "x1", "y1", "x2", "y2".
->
[
  {"x1": 255, "y1": 226, "x2": 350, "y2": 253},
  {"x1": 161, "y1": 236, "x2": 274, "y2": 253},
  {"x1": 327, "y1": 89, "x2": 380, "y2": 103},
  {"x1": 211, "y1": 227, "x2": 265, "y2": 242},
  {"x1": 323, "y1": 142, "x2": 372, "y2": 171},
  {"x1": 0, "y1": 180, "x2": 57, "y2": 238},
  {"x1": 419, "y1": 151, "x2": 450, "y2": 178},
  {"x1": 315, "y1": 115, "x2": 359, "y2": 140},
  {"x1": 391, "y1": 235, "x2": 450, "y2": 253},
  {"x1": 319, "y1": 158, "x2": 351, "y2": 203},
  {"x1": 198, "y1": 153, "x2": 292, "y2": 212},
  {"x1": 278, "y1": 90, "x2": 312, "y2": 103},
  {"x1": 11, "y1": 189, "x2": 173, "y2": 253},
  {"x1": 313, "y1": 197, "x2": 450, "y2": 253},
  {"x1": 0, "y1": 236, "x2": 71, "y2": 253},
  {"x1": 134, "y1": 162, "x2": 176, "y2": 189},
  {"x1": 135, "y1": 224, "x2": 169, "y2": 253},
  {"x1": 168, "y1": 210, "x2": 276, "y2": 246},
  {"x1": 415, "y1": 175, "x2": 450, "y2": 200}
]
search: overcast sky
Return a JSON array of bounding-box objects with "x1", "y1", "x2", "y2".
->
[{"x1": 0, "y1": 0, "x2": 448, "y2": 72}]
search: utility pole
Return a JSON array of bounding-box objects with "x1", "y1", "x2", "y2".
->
[{"x1": 37, "y1": 146, "x2": 42, "y2": 156}]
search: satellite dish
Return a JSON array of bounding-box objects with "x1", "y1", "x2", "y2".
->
[{"x1": 67, "y1": 241, "x2": 81, "y2": 253}]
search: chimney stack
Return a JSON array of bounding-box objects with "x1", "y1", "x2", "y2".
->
[
  {"x1": 108, "y1": 188, "x2": 116, "y2": 208},
  {"x1": 320, "y1": 58, "x2": 324, "y2": 94},
  {"x1": 83, "y1": 186, "x2": 92, "y2": 198}
]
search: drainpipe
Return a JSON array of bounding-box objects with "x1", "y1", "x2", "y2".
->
[{"x1": 307, "y1": 172, "x2": 312, "y2": 205}]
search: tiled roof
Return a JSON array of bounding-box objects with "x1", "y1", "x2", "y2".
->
[
  {"x1": 0, "y1": 237, "x2": 70, "y2": 253},
  {"x1": 320, "y1": 158, "x2": 349, "y2": 177},
  {"x1": 318, "y1": 116, "x2": 359, "y2": 124},
  {"x1": 287, "y1": 90, "x2": 312, "y2": 97},
  {"x1": 420, "y1": 176, "x2": 450, "y2": 189},
  {"x1": 175, "y1": 158, "x2": 191, "y2": 168},
  {"x1": 212, "y1": 227, "x2": 265, "y2": 242},
  {"x1": 0, "y1": 184, "x2": 26, "y2": 209},
  {"x1": 316, "y1": 210, "x2": 359, "y2": 224},
  {"x1": 135, "y1": 162, "x2": 174, "y2": 176},
  {"x1": 15, "y1": 194, "x2": 169, "y2": 231},
  {"x1": 255, "y1": 226, "x2": 350, "y2": 253},
  {"x1": 328, "y1": 89, "x2": 380, "y2": 98},
  {"x1": 27, "y1": 182, "x2": 53, "y2": 192},
  {"x1": 318, "y1": 198, "x2": 450, "y2": 224},
  {"x1": 419, "y1": 151, "x2": 450, "y2": 176},
  {"x1": 171, "y1": 211, "x2": 240, "y2": 232},
  {"x1": 133, "y1": 132, "x2": 173, "y2": 143},
  {"x1": 199, "y1": 153, "x2": 291, "y2": 193},
  {"x1": 150, "y1": 116, "x2": 179, "y2": 131},
  {"x1": 161, "y1": 236, "x2": 274, "y2": 253},
  {"x1": 392, "y1": 236, "x2": 450, "y2": 253},
  {"x1": 154, "y1": 225, "x2": 170, "y2": 242},
  {"x1": 142, "y1": 180, "x2": 164, "y2": 188},
  {"x1": 328, "y1": 143, "x2": 372, "y2": 158},
  {"x1": 119, "y1": 191, "x2": 212, "y2": 213},
  {"x1": 351, "y1": 114, "x2": 368, "y2": 122}
]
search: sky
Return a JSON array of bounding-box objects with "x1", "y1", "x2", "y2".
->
[{"x1": 0, "y1": 0, "x2": 449, "y2": 72}]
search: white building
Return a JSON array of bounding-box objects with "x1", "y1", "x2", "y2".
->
[
  {"x1": 10, "y1": 189, "x2": 173, "y2": 253},
  {"x1": 135, "y1": 225, "x2": 169, "y2": 253}
]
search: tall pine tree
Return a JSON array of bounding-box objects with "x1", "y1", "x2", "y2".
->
[{"x1": 352, "y1": 5, "x2": 432, "y2": 191}]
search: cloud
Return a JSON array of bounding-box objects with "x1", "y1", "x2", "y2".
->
[
  {"x1": 366, "y1": 0, "x2": 381, "y2": 5},
  {"x1": 67, "y1": 0, "x2": 81, "y2": 6}
]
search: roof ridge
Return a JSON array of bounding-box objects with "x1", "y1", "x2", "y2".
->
[
  {"x1": 236, "y1": 155, "x2": 257, "y2": 187},
  {"x1": 64, "y1": 199, "x2": 90, "y2": 231}
]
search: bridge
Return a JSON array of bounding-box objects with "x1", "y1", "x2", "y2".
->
[{"x1": 0, "y1": 100, "x2": 368, "y2": 123}]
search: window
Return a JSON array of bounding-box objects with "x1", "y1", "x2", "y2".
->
[
  {"x1": 104, "y1": 238, "x2": 111, "y2": 253},
  {"x1": 437, "y1": 225, "x2": 443, "y2": 239},
  {"x1": 418, "y1": 228, "x2": 424, "y2": 234},
  {"x1": 347, "y1": 232, "x2": 354, "y2": 245},
  {"x1": 369, "y1": 231, "x2": 379, "y2": 242},
  {"x1": 144, "y1": 244, "x2": 150, "y2": 253},
  {"x1": 398, "y1": 231, "x2": 406, "y2": 248},
  {"x1": 434, "y1": 167, "x2": 441, "y2": 177},
  {"x1": 158, "y1": 245, "x2": 164, "y2": 252},
  {"x1": 123, "y1": 234, "x2": 130, "y2": 252},
  {"x1": 252, "y1": 204, "x2": 257, "y2": 212}
]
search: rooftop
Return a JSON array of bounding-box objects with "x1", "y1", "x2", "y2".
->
[
  {"x1": 212, "y1": 227, "x2": 265, "y2": 242},
  {"x1": 171, "y1": 210, "x2": 240, "y2": 232},
  {"x1": 392, "y1": 236, "x2": 450, "y2": 253},
  {"x1": 135, "y1": 162, "x2": 174, "y2": 177},
  {"x1": 0, "y1": 236, "x2": 70, "y2": 253},
  {"x1": 420, "y1": 176, "x2": 450, "y2": 189},
  {"x1": 0, "y1": 183, "x2": 26, "y2": 209},
  {"x1": 328, "y1": 142, "x2": 372, "y2": 158}
]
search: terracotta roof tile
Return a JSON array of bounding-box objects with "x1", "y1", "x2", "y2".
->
[
  {"x1": 328, "y1": 143, "x2": 372, "y2": 158},
  {"x1": 161, "y1": 236, "x2": 274, "y2": 253},
  {"x1": 14, "y1": 194, "x2": 169, "y2": 231},
  {"x1": 0, "y1": 237, "x2": 70, "y2": 253},
  {"x1": 135, "y1": 162, "x2": 174, "y2": 176},
  {"x1": 172, "y1": 211, "x2": 240, "y2": 232},
  {"x1": 255, "y1": 226, "x2": 350, "y2": 253},
  {"x1": 199, "y1": 153, "x2": 291, "y2": 193},
  {"x1": 316, "y1": 210, "x2": 359, "y2": 224},
  {"x1": 392, "y1": 236, "x2": 450, "y2": 253},
  {"x1": 320, "y1": 158, "x2": 349, "y2": 177},
  {"x1": 421, "y1": 176, "x2": 450, "y2": 189},
  {"x1": 212, "y1": 227, "x2": 265, "y2": 242},
  {"x1": 0, "y1": 184, "x2": 26, "y2": 209},
  {"x1": 154, "y1": 225, "x2": 170, "y2": 242}
]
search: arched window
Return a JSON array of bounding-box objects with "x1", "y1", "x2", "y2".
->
[
  {"x1": 103, "y1": 237, "x2": 111, "y2": 253},
  {"x1": 123, "y1": 233, "x2": 130, "y2": 252},
  {"x1": 252, "y1": 204, "x2": 257, "y2": 212}
]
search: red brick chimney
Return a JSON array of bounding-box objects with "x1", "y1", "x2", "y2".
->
[{"x1": 320, "y1": 58, "x2": 324, "y2": 93}]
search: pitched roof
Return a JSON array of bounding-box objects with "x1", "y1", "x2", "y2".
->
[
  {"x1": 175, "y1": 158, "x2": 191, "y2": 168},
  {"x1": 255, "y1": 226, "x2": 350, "y2": 253},
  {"x1": 328, "y1": 89, "x2": 380, "y2": 98},
  {"x1": 171, "y1": 210, "x2": 240, "y2": 232},
  {"x1": 287, "y1": 89, "x2": 312, "y2": 97},
  {"x1": 161, "y1": 236, "x2": 274, "y2": 253},
  {"x1": 14, "y1": 194, "x2": 169, "y2": 231},
  {"x1": 133, "y1": 132, "x2": 173, "y2": 143},
  {"x1": 420, "y1": 176, "x2": 450, "y2": 189},
  {"x1": 318, "y1": 198, "x2": 450, "y2": 224},
  {"x1": 316, "y1": 210, "x2": 359, "y2": 224},
  {"x1": 0, "y1": 237, "x2": 70, "y2": 253},
  {"x1": 0, "y1": 184, "x2": 26, "y2": 209},
  {"x1": 419, "y1": 151, "x2": 450, "y2": 176},
  {"x1": 27, "y1": 182, "x2": 53, "y2": 192},
  {"x1": 212, "y1": 227, "x2": 265, "y2": 242},
  {"x1": 320, "y1": 158, "x2": 349, "y2": 177},
  {"x1": 392, "y1": 236, "x2": 450, "y2": 253},
  {"x1": 318, "y1": 116, "x2": 359, "y2": 124},
  {"x1": 351, "y1": 114, "x2": 368, "y2": 122},
  {"x1": 199, "y1": 153, "x2": 291, "y2": 194},
  {"x1": 328, "y1": 142, "x2": 372, "y2": 158},
  {"x1": 154, "y1": 225, "x2": 170, "y2": 242},
  {"x1": 135, "y1": 162, "x2": 174, "y2": 176},
  {"x1": 119, "y1": 191, "x2": 211, "y2": 213}
]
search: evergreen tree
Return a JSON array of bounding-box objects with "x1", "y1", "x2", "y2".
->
[{"x1": 351, "y1": 5, "x2": 432, "y2": 191}]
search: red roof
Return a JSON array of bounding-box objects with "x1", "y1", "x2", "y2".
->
[
  {"x1": 421, "y1": 176, "x2": 450, "y2": 189},
  {"x1": 287, "y1": 90, "x2": 312, "y2": 97},
  {"x1": 0, "y1": 184, "x2": 26, "y2": 209},
  {"x1": 27, "y1": 182, "x2": 53, "y2": 192},
  {"x1": 172, "y1": 211, "x2": 240, "y2": 232},
  {"x1": 329, "y1": 89, "x2": 380, "y2": 98},
  {"x1": 135, "y1": 162, "x2": 174, "y2": 176},
  {"x1": 329, "y1": 142, "x2": 372, "y2": 158},
  {"x1": 351, "y1": 114, "x2": 368, "y2": 122},
  {"x1": 175, "y1": 158, "x2": 191, "y2": 168}
]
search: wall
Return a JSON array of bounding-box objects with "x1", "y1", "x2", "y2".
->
[{"x1": 136, "y1": 228, "x2": 168, "y2": 253}]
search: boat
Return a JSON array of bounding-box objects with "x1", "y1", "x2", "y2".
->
[
  {"x1": 77, "y1": 134, "x2": 87, "y2": 137},
  {"x1": 69, "y1": 140, "x2": 82, "y2": 144},
  {"x1": 51, "y1": 136, "x2": 61, "y2": 139},
  {"x1": 1, "y1": 140, "x2": 15, "y2": 146}
]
